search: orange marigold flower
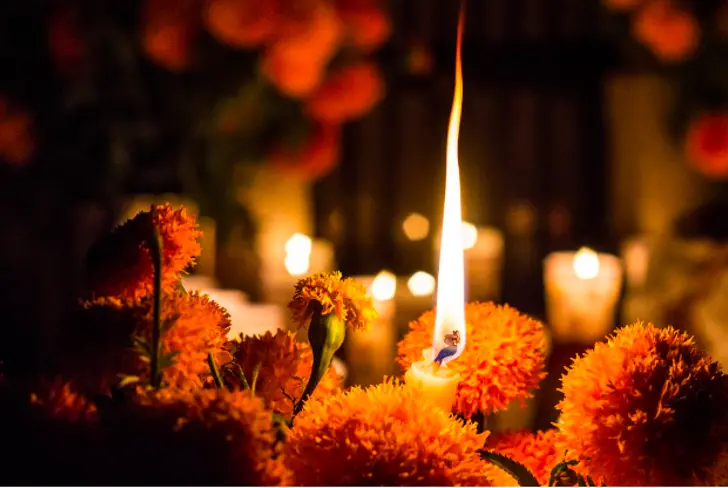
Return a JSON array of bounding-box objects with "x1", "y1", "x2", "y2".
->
[
  {"x1": 288, "y1": 271, "x2": 377, "y2": 331},
  {"x1": 107, "y1": 388, "x2": 290, "y2": 485},
  {"x1": 141, "y1": 0, "x2": 199, "y2": 71},
  {"x1": 67, "y1": 291, "x2": 230, "y2": 395},
  {"x1": 336, "y1": 0, "x2": 391, "y2": 50},
  {"x1": 484, "y1": 429, "x2": 564, "y2": 486},
  {"x1": 397, "y1": 302, "x2": 548, "y2": 418},
  {"x1": 84, "y1": 203, "x2": 202, "y2": 301},
  {"x1": 284, "y1": 381, "x2": 492, "y2": 485},
  {"x1": 269, "y1": 122, "x2": 341, "y2": 180},
  {"x1": 305, "y1": 62, "x2": 385, "y2": 123},
  {"x1": 556, "y1": 322, "x2": 728, "y2": 486},
  {"x1": 260, "y1": 3, "x2": 343, "y2": 98},
  {"x1": 203, "y1": 0, "x2": 278, "y2": 48},
  {"x1": 632, "y1": 0, "x2": 699, "y2": 63},
  {"x1": 0, "y1": 98, "x2": 33, "y2": 166},
  {"x1": 228, "y1": 330, "x2": 342, "y2": 418},
  {"x1": 685, "y1": 112, "x2": 728, "y2": 180}
]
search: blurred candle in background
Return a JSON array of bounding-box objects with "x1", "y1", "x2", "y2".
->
[
  {"x1": 346, "y1": 270, "x2": 398, "y2": 386},
  {"x1": 543, "y1": 247, "x2": 623, "y2": 343}
]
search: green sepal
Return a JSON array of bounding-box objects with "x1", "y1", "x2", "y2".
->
[
  {"x1": 293, "y1": 308, "x2": 346, "y2": 416},
  {"x1": 479, "y1": 449, "x2": 540, "y2": 487}
]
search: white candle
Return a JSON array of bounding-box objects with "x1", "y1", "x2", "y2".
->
[
  {"x1": 544, "y1": 247, "x2": 623, "y2": 343},
  {"x1": 620, "y1": 235, "x2": 652, "y2": 291},
  {"x1": 346, "y1": 271, "x2": 398, "y2": 386},
  {"x1": 434, "y1": 223, "x2": 504, "y2": 302}
]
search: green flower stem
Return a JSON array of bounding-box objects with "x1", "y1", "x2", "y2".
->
[
  {"x1": 293, "y1": 306, "x2": 346, "y2": 417},
  {"x1": 208, "y1": 353, "x2": 224, "y2": 389},
  {"x1": 147, "y1": 223, "x2": 163, "y2": 389}
]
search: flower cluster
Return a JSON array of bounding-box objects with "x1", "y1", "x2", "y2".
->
[
  {"x1": 6, "y1": 203, "x2": 728, "y2": 486},
  {"x1": 397, "y1": 302, "x2": 548, "y2": 417},
  {"x1": 602, "y1": 0, "x2": 728, "y2": 180}
]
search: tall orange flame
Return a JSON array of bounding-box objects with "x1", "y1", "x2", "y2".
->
[{"x1": 432, "y1": 1, "x2": 467, "y2": 365}]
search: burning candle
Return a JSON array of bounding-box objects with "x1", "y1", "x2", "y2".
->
[
  {"x1": 404, "y1": 5, "x2": 466, "y2": 413},
  {"x1": 543, "y1": 247, "x2": 623, "y2": 343}
]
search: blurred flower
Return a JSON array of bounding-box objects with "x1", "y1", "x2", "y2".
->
[
  {"x1": 68, "y1": 291, "x2": 230, "y2": 394},
  {"x1": 141, "y1": 0, "x2": 199, "y2": 71},
  {"x1": 47, "y1": 3, "x2": 87, "y2": 77},
  {"x1": 484, "y1": 429, "x2": 564, "y2": 486},
  {"x1": 29, "y1": 378, "x2": 98, "y2": 423},
  {"x1": 632, "y1": 0, "x2": 699, "y2": 63},
  {"x1": 284, "y1": 381, "x2": 492, "y2": 485},
  {"x1": 107, "y1": 387, "x2": 290, "y2": 485},
  {"x1": 685, "y1": 112, "x2": 728, "y2": 180},
  {"x1": 84, "y1": 203, "x2": 201, "y2": 301},
  {"x1": 269, "y1": 122, "x2": 341, "y2": 180},
  {"x1": 228, "y1": 330, "x2": 342, "y2": 418},
  {"x1": 405, "y1": 40, "x2": 435, "y2": 76},
  {"x1": 557, "y1": 322, "x2": 728, "y2": 485},
  {"x1": 602, "y1": 0, "x2": 645, "y2": 12},
  {"x1": 261, "y1": 3, "x2": 343, "y2": 98},
  {"x1": 288, "y1": 271, "x2": 377, "y2": 331},
  {"x1": 305, "y1": 62, "x2": 384, "y2": 123},
  {"x1": 336, "y1": 0, "x2": 391, "y2": 51},
  {"x1": 397, "y1": 302, "x2": 548, "y2": 418},
  {"x1": 203, "y1": 0, "x2": 278, "y2": 48},
  {"x1": 0, "y1": 98, "x2": 33, "y2": 166}
]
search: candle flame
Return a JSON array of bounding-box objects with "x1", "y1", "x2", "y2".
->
[
  {"x1": 573, "y1": 247, "x2": 599, "y2": 280},
  {"x1": 433, "y1": 2, "x2": 467, "y2": 365}
]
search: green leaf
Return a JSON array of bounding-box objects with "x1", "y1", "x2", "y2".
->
[
  {"x1": 161, "y1": 314, "x2": 180, "y2": 333},
  {"x1": 577, "y1": 475, "x2": 587, "y2": 486},
  {"x1": 159, "y1": 351, "x2": 180, "y2": 370},
  {"x1": 479, "y1": 450, "x2": 540, "y2": 487},
  {"x1": 586, "y1": 475, "x2": 597, "y2": 487}
]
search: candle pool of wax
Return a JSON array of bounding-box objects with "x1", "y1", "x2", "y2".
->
[{"x1": 404, "y1": 350, "x2": 460, "y2": 413}]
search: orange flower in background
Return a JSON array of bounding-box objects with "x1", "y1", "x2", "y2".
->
[
  {"x1": 284, "y1": 381, "x2": 492, "y2": 485},
  {"x1": 397, "y1": 302, "x2": 548, "y2": 418},
  {"x1": 68, "y1": 291, "x2": 230, "y2": 394},
  {"x1": 632, "y1": 0, "x2": 699, "y2": 63},
  {"x1": 269, "y1": 122, "x2": 342, "y2": 180},
  {"x1": 261, "y1": 2, "x2": 343, "y2": 98},
  {"x1": 229, "y1": 330, "x2": 341, "y2": 418},
  {"x1": 305, "y1": 62, "x2": 385, "y2": 123},
  {"x1": 336, "y1": 0, "x2": 391, "y2": 51},
  {"x1": 483, "y1": 429, "x2": 564, "y2": 486},
  {"x1": 28, "y1": 379, "x2": 98, "y2": 423},
  {"x1": 47, "y1": 3, "x2": 87, "y2": 77},
  {"x1": 203, "y1": 0, "x2": 278, "y2": 48},
  {"x1": 108, "y1": 388, "x2": 290, "y2": 485},
  {"x1": 557, "y1": 322, "x2": 728, "y2": 486},
  {"x1": 288, "y1": 271, "x2": 377, "y2": 331},
  {"x1": 685, "y1": 112, "x2": 728, "y2": 179},
  {"x1": 84, "y1": 203, "x2": 201, "y2": 301},
  {"x1": 141, "y1": 0, "x2": 200, "y2": 71},
  {"x1": 0, "y1": 98, "x2": 33, "y2": 166}
]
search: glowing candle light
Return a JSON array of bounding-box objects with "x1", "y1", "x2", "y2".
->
[{"x1": 404, "y1": 2, "x2": 466, "y2": 413}]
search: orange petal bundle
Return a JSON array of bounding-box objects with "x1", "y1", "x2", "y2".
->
[
  {"x1": 397, "y1": 302, "x2": 548, "y2": 418},
  {"x1": 305, "y1": 62, "x2": 385, "y2": 123},
  {"x1": 203, "y1": 0, "x2": 278, "y2": 48},
  {"x1": 107, "y1": 388, "x2": 290, "y2": 485},
  {"x1": 284, "y1": 381, "x2": 492, "y2": 485},
  {"x1": 228, "y1": 330, "x2": 342, "y2": 418},
  {"x1": 336, "y1": 0, "x2": 391, "y2": 51},
  {"x1": 140, "y1": 0, "x2": 199, "y2": 71},
  {"x1": 67, "y1": 291, "x2": 230, "y2": 395},
  {"x1": 632, "y1": 0, "x2": 699, "y2": 63},
  {"x1": 557, "y1": 322, "x2": 728, "y2": 486},
  {"x1": 269, "y1": 122, "x2": 341, "y2": 180},
  {"x1": 288, "y1": 271, "x2": 377, "y2": 331},
  {"x1": 685, "y1": 112, "x2": 728, "y2": 180},
  {"x1": 83, "y1": 203, "x2": 201, "y2": 301},
  {"x1": 483, "y1": 429, "x2": 564, "y2": 486}
]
